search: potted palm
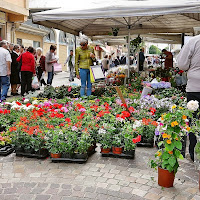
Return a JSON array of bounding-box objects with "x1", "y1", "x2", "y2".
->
[{"x1": 150, "y1": 104, "x2": 194, "y2": 188}]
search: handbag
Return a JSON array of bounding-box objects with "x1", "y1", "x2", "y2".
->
[{"x1": 54, "y1": 63, "x2": 62, "y2": 72}]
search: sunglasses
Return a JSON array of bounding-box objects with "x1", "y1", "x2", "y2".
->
[{"x1": 80, "y1": 43, "x2": 87, "y2": 46}]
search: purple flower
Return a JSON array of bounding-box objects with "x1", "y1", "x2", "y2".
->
[{"x1": 155, "y1": 129, "x2": 160, "y2": 136}]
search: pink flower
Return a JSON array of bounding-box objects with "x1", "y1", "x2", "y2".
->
[
  {"x1": 159, "y1": 123, "x2": 164, "y2": 126},
  {"x1": 72, "y1": 126, "x2": 78, "y2": 131},
  {"x1": 68, "y1": 87, "x2": 72, "y2": 92},
  {"x1": 79, "y1": 108, "x2": 86, "y2": 112}
]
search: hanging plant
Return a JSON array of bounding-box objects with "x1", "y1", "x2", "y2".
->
[
  {"x1": 130, "y1": 35, "x2": 142, "y2": 49},
  {"x1": 112, "y1": 27, "x2": 119, "y2": 36}
]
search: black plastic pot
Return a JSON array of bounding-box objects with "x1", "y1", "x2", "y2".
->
[
  {"x1": 61, "y1": 153, "x2": 73, "y2": 159},
  {"x1": 15, "y1": 147, "x2": 24, "y2": 153},
  {"x1": 0, "y1": 126, "x2": 6, "y2": 132},
  {"x1": 124, "y1": 150, "x2": 135, "y2": 155},
  {"x1": 36, "y1": 149, "x2": 49, "y2": 156},
  {"x1": 24, "y1": 148, "x2": 35, "y2": 154},
  {"x1": 74, "y1": 153, "x2": 88, "y2": 159},
  {"x1": 137, "y1": 136, "x2": 154, "y2": 147}
]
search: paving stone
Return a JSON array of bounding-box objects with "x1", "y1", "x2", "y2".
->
[
  {"x1": 35, "y1": 195, "x2": 51, "y2": 200},
  {"x1": 31, "y1": 187, "x2": 45, "y2": 194},
  {"x1": 107, "y1": 178, "x2": 119, "y2": 185},
  {"x1": 192, "y1": 195, "x2": 200, "y2": 200},
  {"x1": 118, "y1": 180, "x2": 129, "y2": 187},
  {"x1": 96, "y1": 176, "x2": 108, "y2": 183},
  {"x1": 96, "y1": 194, "x2": 109, "y2": 200},
  {"x1": 186, "y1": 187, "x2": 199, "y2": 194},
  {"x1": 110, "y1": 169, "x2": 120, "y2": 174},
  {"x1": 71, "y1": 191, "x2": 85, "y2": 198},
  {"x1": 120, "y1": 186, "x2": 132, "y2": 193},
  {"x1": 45, "y1": 188, "x2": 59, "y2": 195},
  {"x1": 174, "y1": 195, "x2": 188, "y2": 200},
  {"x1": 96, "y1": 187, "x2": 108, "y2": 194},
  {"x1": 49, "y1": 183, "x2": 60, "y2": 189},
  {"x1": 3, "y1": 188, "x2": 17, "y2": 194},
  {"x1": 96, "y1": 164, "x2": 105, "y2": 168},
  {"x1": 17, "y1": 187, "x2": 31, "y2": 194},
  {"x1": 96, "y1": 182, "x2": 108, "y2": 188},
  {"x1": 144, "y1": 193, "x2": 162, "y2": 200},
  {"x1": 103, "y1": 173, "x2": 115, "y2": 179},
  {"x1": 108, "y1": 185, "x2": 121, "y2": 191},
  {"x1": 61, "y1": 184, "x2": 72, "y2": 190},
  {"x1": 119, "y1": 192, "x2": 133, "y2": 199},
  {"x1": 73, "y1": 185, "x2": 83, "y2": 191},
  {"x1": 132, "y1": 188, "x2": 147, "y2": 197},
  {"x1": 50, "y1": 195, "x2": 62, "y2": 200},
  {"x1": 84, "y1": 192, "x2": 97, "y2": 199},
  {"x1": 58, "y1": 189, "x2": 72, "y2": 196},
  {"x1": 18, "y1": 194, "x2": 35, "y2": 200},
  {"x1": 135, "y1": 178, "x2": 149, "y2": 184},
  {"x1": 84, "y1": 186, "x2": 96, "y2": 193},
  {"x1": 1, "y1": 183, "x2": 11, "y2": 188},
  {"x1": 4, "y1": 194, "x2": 18, "y2": 200}
]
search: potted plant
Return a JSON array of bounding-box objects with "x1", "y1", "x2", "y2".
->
[
  {"x1": 45, "y1": 129, "x2": 62, "y2": 158},
  {"x1": 74, "y1": 133, "x2": 92, "y2": 159},
  {"x1": 123, "y1": 133, "x2": 136, "y2": 155},
  {"x1": 98, "y1": 129, "x2": 112, "y2": 153},
  {"x1": 112, "y1": 133, "x2": 123, "y2": 154},
  {"x1": 150, "y1": 104, "x2": 194, "y2": 188}
]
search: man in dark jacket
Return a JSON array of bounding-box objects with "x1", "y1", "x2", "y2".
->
[{"x1": 139, "y1": 48, "x2": 145, "y2": 71}]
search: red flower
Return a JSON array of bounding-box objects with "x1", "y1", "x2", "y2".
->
[
  {"x1": 16, "y1": 102, "x2": 22, "y2": 106},
  {"x1": 68, "y1": 87, "x2": 72, "y2": 92},
  {"x1": 132, "y1": 135, "x2": 141, "y2": 143},
  {"x1": 121, "y1": 104, "x2": 127, "y2": 108},
  {"x1": 65, "y1": 118, "x2": 71, "y2": 122},
  {"x1": 128, "y1": 107, "x2": 135, "y2": 113}
]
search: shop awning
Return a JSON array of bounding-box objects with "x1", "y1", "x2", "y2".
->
[{"x1": 32, "y1": 0, "x2": 200, "y2": 36}]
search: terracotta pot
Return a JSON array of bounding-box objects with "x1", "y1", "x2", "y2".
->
[
  {"x1": 112, "y1": 147, "x2": 123, "y2": 154},
  {"x1": 158, "y1": 167, "x2": 175, "y2": 188},
  {"x1": 101, "y1": 147, "x2": 111, "y2": 154},
  {"x1": 50, "y1": 153, "x2": 61, "y2": 158}
]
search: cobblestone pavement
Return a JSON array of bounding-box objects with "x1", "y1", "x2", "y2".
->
[{"x1": 0, "y1": 146, "x2": 199, "y2": 200}]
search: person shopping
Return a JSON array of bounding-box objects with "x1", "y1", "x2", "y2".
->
[
  {"x1": 17, "y1": 46, "x2": 36, "y2": 96},
  {"x1": 35, "y1": 47, "x2": 46, "y2": 86},
  {"x1": 102, "y1": 55, "x2": 109, "y2": 74},
  {"x1": 45, "y1": 45, "x2": 57, "y2": 85},
  {"x1": 177, "y1": 34, "x2": 200, "y2": 162},
  {"x1": 10, "y1": 45, "x2": 20, "y2": 95},
  {"x1": 64, "y1": 50, "x2": 75, "y2": 82},
  {"x1": 75, "y1": 36, "x2": 96, "y2": 97}
]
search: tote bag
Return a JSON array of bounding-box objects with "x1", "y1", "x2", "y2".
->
[
  {"x1": 90, "y1": 65, "x2": 105, "y2": 83},
  {"x1": 54, "y1": 63, "x2": 62, "y2": 72}
]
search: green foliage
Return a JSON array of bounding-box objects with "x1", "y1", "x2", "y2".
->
[{"x1": 149, "y1": 45, "x2": 161, "y2": 54}]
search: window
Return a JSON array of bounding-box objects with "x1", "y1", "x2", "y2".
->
[
  {"x1": 59, "y1": 31, "x2": 67, "y2": 44},
  {"x1": 33, "y1": 41, "x2": 40, "y2": 49},
  {"x1": 17, "y1": 38, "x2": 22, "y2": 45},
  {"x1": 44, "y1": 30, "x2": 55, "y2": 43}
]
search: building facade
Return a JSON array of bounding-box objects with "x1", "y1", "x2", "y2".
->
[{"x1": 0, "y1": 0, "x2": 29, "y2": 42}]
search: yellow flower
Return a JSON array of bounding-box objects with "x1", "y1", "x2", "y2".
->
[
  {"x1": 171, "y1": 122, "x2": 175, "y2": 127},
  {"x1": 168, "y1": 151, "x2": 173, "y2": 154},
  {"x1": 161, "y1": 117, "x2": 164, "y2": 121},
  {"x1": 162, "y1": 133, "x2": 168, "y2": 139},
  {"x1": 172, "y1": 105, "x2": 176, "y2": 109},
  {"x1": 179, "y1": 107, "x2": 183, "y2": 110},
  {"x1": 167, "y1": 140, "x2": 172, "y2": 144},
  {"x1": 174, "y1": 121, "x2": 179, "y2": 126},
  {"x1": 186, "y1": 126, "x2": 191, "y2": 131},
  {"x1": 167, "y1": 135, "x2": 171, "y2": 138},
  {"x1": 156, "y1": 151, "x2": 162, "y2": 157},
  {"x1": 182, "y1": 115, "x2": 187, "y2": 120},
  {"x1": 175, "y1": 137, "x2": 179, "y2": 141}
]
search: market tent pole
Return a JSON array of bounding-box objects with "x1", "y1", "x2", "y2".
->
[{"x1": 127, "y1": 17, "x2": 131, "y2": 79}]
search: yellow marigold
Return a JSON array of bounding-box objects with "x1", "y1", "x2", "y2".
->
[
  {"x1": 171, "y1": 122, "x2": 175, "y2": 127},
  {"x1": 162, "y1": 133, "x2": 168, "y2": 139},
  {"x1": 167, "y1": 140, "x2": 172, "y2": 144},
  {"x1": 182, "y1": 115, "x2": 187, "y2": 120},
  {"x1": 187, "y1": 126, "x2": 191, "y2": 131},
  {"x1": 175, "y1": 137, "x2": 179, "y2": 141},
  {"x1": 168, "y1": 151, "x2": 173, "y2": 154},
  {"x1": 179, "y1": 107, "x2": 183, "y2": 110},
  {"x1": 174, "y1": 121, "x2": 179, "y2": 126},
  {"x1": 156, "y1": 151, "x2": 162, "y2": 157},
  {"x1": 172, "y1": 105, "x2": 176, "y2": 109},
  {"x1": 167, "y1": 135, "x2": 171, "y2": 138}
]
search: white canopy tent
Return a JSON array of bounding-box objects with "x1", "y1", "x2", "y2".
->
[{"x1": 32, "y1": 0, "x2": 200, "y2": 77}]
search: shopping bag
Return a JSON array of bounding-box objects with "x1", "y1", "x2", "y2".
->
[
  {"x1": 90, "y1": 67, "x2": 95, "y2": 83},
  {"x1": 32, "y1": 76, "x2": 40, "y2": 89},
  {"x1": 54, "y1": 63, "x2": 62, "y2": 72},
  {"x1": 90, "y1": 65, "x2": 105, "y2": 83}
]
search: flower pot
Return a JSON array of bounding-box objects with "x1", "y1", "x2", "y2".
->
[
  {"x1": 15, "y1": 147, "x2": 24, "y2": 153},
  {"x1": 36, "y1": 149, "x2": 48, "y2": 156},
  {"x1": 50, "y1": 153, "x2": 61, "y2": 158},
  {"x1": 124, "y1": 149, "x2": 135, "y2": 155},
  {"x1": 61, "y1": 153, "x2": 73, "y2": 158},
  {"x1": 101, "y1": 147, "x2": 111, "y2": 154},
  {"x1": 24, "y1": 148, "x2": 35, "y2": 154},
  {"x1": 158, "y1": 167, "x2": 175, "y2": 188},
  {"x1": 74, "y1": 153, "x2": 88, "y2": 159},
  {"x1": 112, "y1": 147, "x2": 123, "y2": 155}
]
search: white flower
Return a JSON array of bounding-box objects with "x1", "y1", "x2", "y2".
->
[
  {"x1": 98, "y1": 129, "x2": 106, "y2": 134},
  {"x1": 24, "y1": 99, "x2": 29, "y2": 103},
  {"x1": 32, "y1": 100, "x2": 38, "y2": 105},
  {"x1": 187, "y1": 100, "x2": 199, "y2": 111}
]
